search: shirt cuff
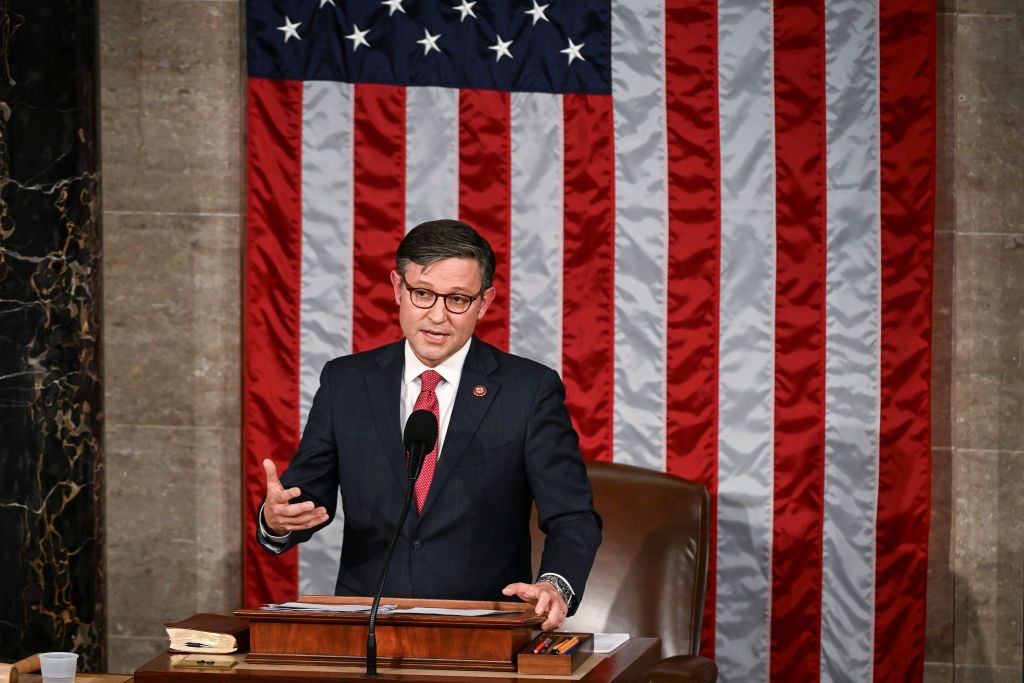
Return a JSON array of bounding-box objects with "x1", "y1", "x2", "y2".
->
[
  {"x1": 258, "y1": 501, "x2": 291, "y2": 543},
  {"x1": 538, "y1": 572, "x2": 576, "y2": 606}
]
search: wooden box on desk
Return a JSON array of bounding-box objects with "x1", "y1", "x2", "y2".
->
[
  {"x1": 518, "y1": 632, "x2": 594, "y2": 675},
  {"x1": 234, "y1": 595, "x2": 544, "y2": 672}
]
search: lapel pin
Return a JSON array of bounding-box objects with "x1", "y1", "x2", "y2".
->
[{"x1": 473, "y1": 385, "x2": 487, "y2": 397}]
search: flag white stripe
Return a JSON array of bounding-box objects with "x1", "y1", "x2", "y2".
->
[
  {"x1": 508, "y1": 93, "x2": 564, "y2": 372},
  {"x1": 820, "y1": 0, "x2": 882, "y2": 679},
  {"x1": 714, "y1": 1, "x2": 777, "y2": 680},
  {"x1": 609, "y1": 0, "x2": 668, "y2": 472},
  {"x1": 405, "y1": 86, "x2": 459, "y2": 231},
  {"x1": 298, "y1": 81, "x2": 354, "y2": 597}
]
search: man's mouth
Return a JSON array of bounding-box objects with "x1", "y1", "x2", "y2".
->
[{"x1": 421, "y1": 330, "x2": 449, "y2": 342}]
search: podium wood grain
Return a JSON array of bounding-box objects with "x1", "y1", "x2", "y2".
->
[{"x1": 236, "y1": 597, "x2": 546, "y2": 671}]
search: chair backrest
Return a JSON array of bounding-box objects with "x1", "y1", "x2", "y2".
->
[{"x1": 532, "y1": 461, "x2": 711, "y2": 657}]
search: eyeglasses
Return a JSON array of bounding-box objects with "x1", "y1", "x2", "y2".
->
[{"x1": 400, "y1": 275, "x2": 483, "y2": 314}]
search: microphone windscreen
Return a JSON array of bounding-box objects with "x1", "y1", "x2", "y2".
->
[{"x1": 403, "y1": 409, "x2": 438, "y2": 452}]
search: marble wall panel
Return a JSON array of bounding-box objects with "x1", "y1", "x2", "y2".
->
[
  {"x1": 958, "y1": 0, "x2": 1022, "y2": 16},
  {"x1": 102, "y1": 212, "x2": 241, "y2": 428},
  {"x1": 935, "y1": 8, "x2": 956, "y2": 241},
  {"x1": 100, "y1": 0, "x2": 242, "y2": 214},
  {"x1": 953, "y1": 451, "x2": 1024, "y2": 679},
  {"x1": 928, "y1": 447, "x2": 955, "y2": 664},
  {"x1": 0, "y1": 0, "x2": 104, "y2": 669},
  {"x1": 954, "y1": 15, "x2": 1023, "y2": 235},
  {"x1": 105, "y1": 423, "x2": 240, "y2": 672},
  {"x1": 933, "y1": 232, "x2": 955, "y2": 451},
  {"x1": 951, "y1": 234, "x2": 1024, "y2": 453}
]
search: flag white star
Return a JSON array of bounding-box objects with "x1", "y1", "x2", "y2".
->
[
  {"x1": 524, "y1": 1, "x2": 550, "y2": 25},
  {"x1": 453, "y1": 0, "x2": 477, "y2": 22},
  {"x1": 381, "y1": 0, "x2": 406, "y2": 16},
  {"x1": 345, "y1": 24, "x2": 371, "y2": 51},
  {"x1": 319, "y1": 0, "x2": 335, "y2": 7},
  {"x1": 489, "y1": 35, "x2": 513, "y2": 62},
  {"x1": 560, "y1": 38, "x2": 585, "y2": 65},
  {"x1": 277, "y1": 16, "x2": 302, "y2": 43},
  {"x1": 417, "y1": 28, "x2": 442, "y2": 55}
]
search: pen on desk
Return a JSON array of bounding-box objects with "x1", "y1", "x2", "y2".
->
[
  {"x1": 185, "y1": 642, "x2": 213, "y2": 648},
  {"x1": 561, "y1": 639, "x2": 584, "y2": 656},
  {"x1": 541, "y1": 636, "x2": 563, "y2": 654},
  {"x1": 532, "y1": 637, "x2": 552, "y2": 654},
  {"x1": 554, "y1": 636, "x2": 580, "y2": 654}
]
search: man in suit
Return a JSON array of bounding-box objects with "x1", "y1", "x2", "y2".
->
[{"x1": 257, "y1": 219, "x2": 601, "y2": 630}]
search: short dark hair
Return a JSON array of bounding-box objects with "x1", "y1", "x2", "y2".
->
[{"x1": 395, "y1": 220, "x2": 496, "y2": 290}]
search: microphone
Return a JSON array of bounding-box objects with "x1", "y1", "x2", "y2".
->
[
  {"x1": 366, "y1": 409, "x2": 438, "y2": 676},
  {"x1": 404, "y1": 409, "x2": 438, "y2": 481}
]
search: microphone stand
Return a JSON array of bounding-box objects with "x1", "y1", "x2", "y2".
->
[{"x1": 365, "y1": 442, "x2": 426, "y2": 677}]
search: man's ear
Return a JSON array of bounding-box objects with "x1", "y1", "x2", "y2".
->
[
  {"x1": 477, "y1": 287, "x2": 497, "y2": 319},
  {"x1": 390, "y1": 270, "x2": 402, "y2": 305}
]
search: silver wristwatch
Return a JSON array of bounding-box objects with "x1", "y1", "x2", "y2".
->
[{"x1": 538, "y1": 574, "x2": 573, "y2": 610}]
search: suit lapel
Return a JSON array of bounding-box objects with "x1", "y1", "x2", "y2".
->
[
  {"x1": 419, "y1": 338, "x2": 499, "y2": 517},
  {"x1": 365, "y1": 341, "x2": 408, "y2": 490}
]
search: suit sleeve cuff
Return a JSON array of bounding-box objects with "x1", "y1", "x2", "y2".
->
[{"x1": 259, "y1": 502, "x2": 291, "y2": 544}]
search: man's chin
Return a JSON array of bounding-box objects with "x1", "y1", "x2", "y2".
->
[{"x1": 410, "y1": 341, "x2": 452, "y2": 367}]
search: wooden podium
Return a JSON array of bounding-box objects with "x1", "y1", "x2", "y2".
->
[
  {"x1": 132, "y1": 596, "x2": 661, "y2": 683},
  {"x1": 238, "y1": 595, "x2": 543, "y2": 671}
]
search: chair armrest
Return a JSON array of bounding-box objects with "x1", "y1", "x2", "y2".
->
[{"x1": 644, "y1": 654, "x2": 718, "y2": 683}]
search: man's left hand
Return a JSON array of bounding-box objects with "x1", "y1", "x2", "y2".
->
[{"x1": 502, "y1": 581, "x2": 567, "y2": 631}]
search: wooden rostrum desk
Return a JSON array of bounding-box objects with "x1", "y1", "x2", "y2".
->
[{"x1": 134, "y1": 597, "x2": 660, "y2": 683}]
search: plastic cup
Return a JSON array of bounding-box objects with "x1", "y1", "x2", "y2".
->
[{"x1": 39, "y1": 652, "x2": 78, "y2": 683}]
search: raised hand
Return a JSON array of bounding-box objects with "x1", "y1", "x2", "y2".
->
[{"x1": 262, "y1": 459, "x2": 329, "y2": 535}]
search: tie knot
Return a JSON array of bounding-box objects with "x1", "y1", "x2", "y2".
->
[{"x1": 419, "y1": 370, "x2": 442, "y2": 393}]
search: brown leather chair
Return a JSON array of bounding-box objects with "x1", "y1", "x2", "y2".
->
[{"x1": 533, "y1": 461, "x2": 717, "y2": 683}]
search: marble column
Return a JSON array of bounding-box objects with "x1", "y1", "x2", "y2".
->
[
  {"x1": 950, "y1": 3, "x2": 1024, "y2": 681},
  {"x1": 100, "y1": 0, "x2": 243, "y2": 673},
  {"x1": 924, "y1": 2, "x2": 1024, "y2": 682},
  {"x1": 0, "y1": 0, "x2": 104, "y2": 671}
]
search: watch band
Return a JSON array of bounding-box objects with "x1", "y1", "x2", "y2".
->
[{"x1": 538, "y1": 574, "x2": 573, "y2": 610}]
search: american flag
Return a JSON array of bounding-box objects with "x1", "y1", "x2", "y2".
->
[{"x1": 241, "y1": 1, "x2": 935, "y2": 681}]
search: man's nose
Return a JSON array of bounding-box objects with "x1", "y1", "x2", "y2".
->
[{"x1": 426, "y1": 298, "x2": 447, "y2": 322}]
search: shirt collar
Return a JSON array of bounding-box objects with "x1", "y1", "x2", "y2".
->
[{"x1": 403, "y1": 337, "x2": 472, "y2": 388}]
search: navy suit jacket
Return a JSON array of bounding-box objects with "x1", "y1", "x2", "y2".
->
[{"x1": 260, "y1": 337, "x2": 602, "y2": 613}]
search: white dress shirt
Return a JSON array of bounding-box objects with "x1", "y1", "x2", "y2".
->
[{"x1": 400, "y1": 338, "x2": 471, "y2": 459}]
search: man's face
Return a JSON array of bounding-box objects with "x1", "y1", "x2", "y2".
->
[{"x1": 391, "y1": 257, "x2": 496, "y2": 367}]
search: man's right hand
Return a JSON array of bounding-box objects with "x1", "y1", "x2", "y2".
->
[{"x1": 262, "y1": 459, "x2": 329, "y2": 536}]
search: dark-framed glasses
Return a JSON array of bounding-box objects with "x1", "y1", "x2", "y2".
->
[{"x1": 400, "y1": 275, "x2": 482, "y2": 314}]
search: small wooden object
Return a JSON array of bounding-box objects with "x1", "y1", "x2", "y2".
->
[
  {"x1": 0, "y1": 654, "x2": 40, "y2": 683},
  {"x1": 235, "y1": 594, "x2": 545, "y2": 672},
  {"x1": 517, "y1": 632, "x2": 594, "y2": 675},
  {"x1": 170, "y1": 655, "x2": 238, "y2": 669}
]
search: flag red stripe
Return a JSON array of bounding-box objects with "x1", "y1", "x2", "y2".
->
[
  {"x1": 352, "y1": 84, "x2": 406, "y2": 353},
  {"x1": 562, "y1": 93, "x2": 615, "y2": 463},
  {"x1": 769, "y1": 1, "x2": 827, "y2": 678},
  {"x1": 664, "y1": 0, "x2": 721, "y2": 657},
  {"x1": 242, "y1": 78, "x2": 303, "y2": 607},
  {"x1": 459, "y1": 90, "x2": 511, "y2": 350},
  {"x1": 874, "y1": 1, "x2": 935, "y2": 680}
]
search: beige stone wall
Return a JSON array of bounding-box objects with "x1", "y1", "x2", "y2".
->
[
  {"x1": 925, "y1": 2, "x2": 1024, "y2": 682},
  {"x1": 100, "y1": 0, "x2": 243, "y2": 673},
  {"x1": 98, "y1": 0, "x2": 1022, "y2": 678}
]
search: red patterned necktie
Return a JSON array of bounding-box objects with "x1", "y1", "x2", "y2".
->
[{"x1": 412, "y1": 370, "x2": 442, "y2": 513}]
